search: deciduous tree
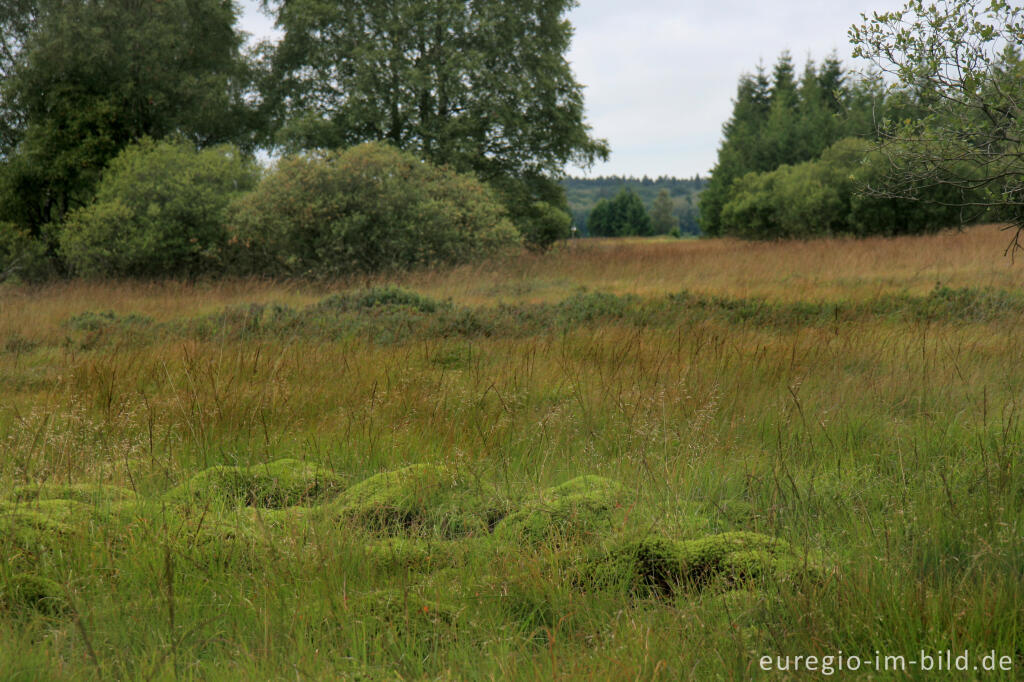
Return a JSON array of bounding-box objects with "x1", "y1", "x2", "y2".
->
[
  {"x1": 261, "y1": 0, "x2": 607, "y2": 223},
  {"x1": 850, "y1": 0, "x2": 1024, "y2": 244},
  {"x1": 650, "y1": 188, "x2": 678, "y2": 235},
  {"x1": 0, "y1": 0, "x2": 255, "y2": 238}
]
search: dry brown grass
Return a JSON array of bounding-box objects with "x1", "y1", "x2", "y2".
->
[
  {"x1": 2, "y1": 225, "x2": 1022, "y2": 342},
  {"x1": 404, "y1": 224, "x2": 1024, "y2": 305}
]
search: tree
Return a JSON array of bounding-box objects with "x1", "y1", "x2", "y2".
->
[
  {"x1": 0, "y1": 0, "x2": 255, "y2": 239},
  {"x1": 699, "y1": 66, "x2": 772, "y2": 236},
  {"x1": 701, "y1": 50, "x2": 901, "y2": 237},
  {"x1": 587, "y1": 187, "x2": 652, "y2": 237},
  {"x1": 0, "y1": 0, "x2": 35, "y2": 158},
  {"x1": 587, "y1": 199, "x2": 614, "y2": 237},
  {"x1": 717, "y1": 137, "x2": 969, "y2": 239},
  {"x1": 261, "y1": 0, "x2": 608, "y2": 225},
  {"x1": 850, "y1": 0, "x2": 1024, "y2": 244},
  {"x1": 518, "y1": 201, "x2": 572, "y2": 252},
  {"x1": 649, "y1": 188, "x2": 678, "y2": 235}
]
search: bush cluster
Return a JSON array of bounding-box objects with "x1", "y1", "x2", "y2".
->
[
  {"x1": 2, "y1": 139, "x2": 524, "y2": 280},
  {"x1": 229, "y1": 143, "x2": 520, "y2": 277},
  {"x1": 60, "y1": 139, "x2": 258, "y2": 278},
  {"x1": 718, "y1": 138, "x2": 976, "y2": 239}
]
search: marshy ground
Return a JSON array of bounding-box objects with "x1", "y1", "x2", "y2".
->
[{"x1": 1, "y1": 226, "x2": 1022, "y2": 679}]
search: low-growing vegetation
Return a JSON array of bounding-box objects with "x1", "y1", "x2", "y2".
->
[{"x1": 0, "y1": 227, "x2": 1021, "y2": 678}]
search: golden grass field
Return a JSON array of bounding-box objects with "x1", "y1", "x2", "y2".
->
[
  {"x1": 0, "y1": 225, "x2": 1021, "y2": 679},
  {"x1": 3, "y1": 224, "x2": 1021, "y2": 337}
]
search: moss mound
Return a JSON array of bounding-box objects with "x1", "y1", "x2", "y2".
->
[
  {"x1": 493, "y1": 475, "x2": 627, "y2": 545},
  {"x1": 0, "y1": 574, "x2": 68, "y2": 616},
  {"x1": 6, "y1": 482, "x2": 135, "y2": 505},
  {"x1": 583, "y1": 531, "x2": 816, "y2": 597},
  {"x1": 361, "y1": 538, "x2": 471, "y2": 574},
  {"x1": 331, "y1": 464, "x2": 506, "y2": 538},
  {"x1": 164, "y1": 458, "x2": 346, "y2": 508},
  {"x1": 348, "y1": 588, "x2": 459, "y2": 655},
  {"x1": 0, "y1": 499, "x2": 88, "y2": 565}
]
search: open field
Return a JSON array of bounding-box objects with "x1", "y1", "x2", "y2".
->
[{"x1": 1, "y1": 226, "x2": 1022, "y2": 679}]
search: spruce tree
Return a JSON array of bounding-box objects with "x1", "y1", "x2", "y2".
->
[{"x1": 650, "y1": 188, "x2": 678, "y2": 235}]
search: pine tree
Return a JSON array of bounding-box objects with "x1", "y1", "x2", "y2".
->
[{"x1": 699, "y1": 66, "x2": 772, "y2": 235}]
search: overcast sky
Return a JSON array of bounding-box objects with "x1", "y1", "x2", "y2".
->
[{"x1": 237, "y1": 0, "x2": 910, "y2": 179}]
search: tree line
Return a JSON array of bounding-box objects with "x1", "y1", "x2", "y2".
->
[
  {"x1": 702, "y1": 20, "x2": 1023, "y2": 240},
  {"x1": 2, "y1": 0, "x2": 1020, "y2": 277},
  {"x1": 0, "y1": 0, "x2": 606, "y2": 281},
  {"x1": 562, "y1": 176, "x2": 705, "y2": 237}
]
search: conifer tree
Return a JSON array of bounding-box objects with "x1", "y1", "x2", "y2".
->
[{"x1": 650, "y1": 188, "x2": 678, "y2": 235}]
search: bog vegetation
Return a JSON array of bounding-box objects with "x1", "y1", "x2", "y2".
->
[
  {"x1": 1, "y1": 227, "x2": 1022, "y2": 677},
  {"x1": 1, "y1": 0, "x2": 1023, "y2": 677}
]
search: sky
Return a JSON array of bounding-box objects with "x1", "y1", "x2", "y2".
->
[{"x1": 236, "y1": 0, "x2": 910, "y2": 179}]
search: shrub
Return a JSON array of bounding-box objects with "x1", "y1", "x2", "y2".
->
[
  {"x1": 0, "y1": 223, "x2": 53, "y2": 283},
  {"x1": 59, "y1": 139, "x2": 257, "y2": 278},
  {"x1": 518, "y1": 201, "x2": 572, "y2": 252},
  {"x1": 718, "y1": 137, "x2": 975, "y2": 239},
  {"x1": 229, "y1": 142, "x2": 521, "y2": 277}
]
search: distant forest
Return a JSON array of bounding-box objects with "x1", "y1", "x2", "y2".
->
[{"x1": 562, "y1": 176, "x2": 707, "y2": 236}]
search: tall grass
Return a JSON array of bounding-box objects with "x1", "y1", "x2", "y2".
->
[{"x1": 0, "y1": 226, "x2": 1021, "y2": 679}]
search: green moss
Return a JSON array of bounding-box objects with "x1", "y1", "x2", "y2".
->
[
  {"x1": 548, "y1": 475, "x2": 625, "y2": 500},
  {"x1": 0, "y1": 574, "x2": 67, "y2": 616},
  {"x1": 493, "y1": 475, "x2": 626, "y2": 545},
  {"x1": 164, "y1": 458, "x2": 346, "y2": 508},
  {"x1": 6, "y1": 482, "x2": 134, "y2": 505},
  {"x1": 172, "y1": 515, "x2": 262, "y2": 568},
  {"x1": 348, "y1": 588, "x2": 458, "y2": 648},
  {"x1": 0, "y1": 496, "x2": 142, "y2": 571},
  {"x1": 361, "y1": 538, "x2": 470, "y2": 574},
  {"x1": 583, "y1": 531, "x2": 818, "y2": 597},
  {"x1": 0, "y1": 499, "x2": 84, "y2": 556},
  {"x1": 331, "y1": 464, "x2": 506, "y2": 538}
]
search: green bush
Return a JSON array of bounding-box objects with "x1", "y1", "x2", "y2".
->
[
  {"x1": 229, "y1": 142, "x2": 521, "y2": 277},
  {"x1": 518, "y1": 200, "x2": 572, "y2": 252},
  {"x1": 0, "y1": 223, "x2": 53, "y2": 283},
  {"x1": 718, "y1": 137, "x2": 976, "y2": 239},
  {"x1": 59, "y1": 139, "x2": 257, "y2": 278}
]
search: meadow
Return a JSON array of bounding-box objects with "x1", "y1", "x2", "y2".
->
[{"x1": 1, "y1": 225, "x2": 1022, "y2": 679}]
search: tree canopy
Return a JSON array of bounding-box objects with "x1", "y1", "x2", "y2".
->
[
  {"x1": 650, "y1": 189, "x2": 678, "y2": 235},
  {"x1": 699, "y1": 52, "x2": 887, "y2": 236},
  {"x1": 0, "y1": 0, "x2": 254, "y2": 238},
  {"x1": 587, "y1": 188, "x2": 653, "y2": 237},
  {"x1": 261, "y1": 0, "x2": 607, "y2": 221},
  {"x1": 850, "y1": 0, "x2": 1024, "y2": 244}
]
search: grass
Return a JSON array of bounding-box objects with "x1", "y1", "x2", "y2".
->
[{"x1": 0, "y1": 225, "x2": 1022, "y2": 679}]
